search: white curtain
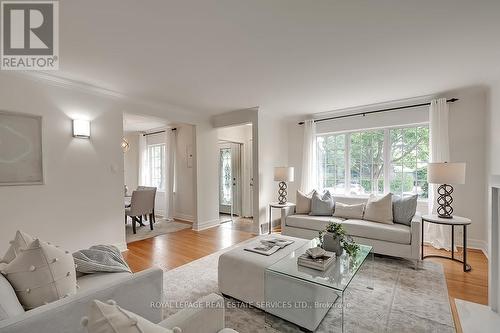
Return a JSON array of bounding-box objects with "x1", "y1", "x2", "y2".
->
[
  {"x1": 426, "y1": 98, "x2": 453, "y2": 250},
  {"x1": 300, "y1": 119, "x2": 317, "y2": 192},
  {"x1": 164, "y1": 129, "x2": 177, "y2": 221},
  {"x1": 138, "y1": 133, "x2": 149, "y2": 186}
]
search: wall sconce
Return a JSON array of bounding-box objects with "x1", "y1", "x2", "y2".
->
[
  {"x1": 121, "y1": 137, "x2": 130, "y2": 153},
  {"x1": 73, "y1": 119, "x2": 91, "y2": 138}
]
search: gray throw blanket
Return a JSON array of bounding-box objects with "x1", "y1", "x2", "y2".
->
[{"x1": 72, "y1": 245, "x2": 131, "y2": 274}]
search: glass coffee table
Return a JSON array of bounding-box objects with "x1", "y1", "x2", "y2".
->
[{"x1": 264, "y1": 238, "x2": 373, "y2": 332}]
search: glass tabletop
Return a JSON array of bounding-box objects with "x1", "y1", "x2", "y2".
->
[{"x1": 266, "y1": 238, "x2": 372, "y2": 292}]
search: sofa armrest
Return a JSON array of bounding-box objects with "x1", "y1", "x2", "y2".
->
[
  {"x1": 159, "y1": 293, "x2": 225, "y2": 333},
  {"x1": 0, "y1": 267, "x2": 163, "y2": 333},
  {"x1": 410, "y1": 212, "x2": 422, "y2": 260},
  {"x1": 281, "y1": 206, "x2": 296, "y2": 230}
]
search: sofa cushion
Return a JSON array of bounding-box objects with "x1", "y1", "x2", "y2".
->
[
  {"x1": 83, "y1": 299, "x2": 176, "y2": 333},
  {"x1": 296, "y1": 190, "x2": 314, "y2": 214},
  {"x1": 0, "y1": 273, "x2": 25, "y2": 321},
  {"x1": 2, "y1": 239, "x2": 77, "y2": 310},
  {"x1": 309, "y1": 191, "x2": 334, "y2": 216},
  {"x1": 286, "y1": 215, "x2": 345, "y2": 231},
  {"x1": 393, "y1": 194, "x2": 418, "y2": 225},
  {"x1": 364, "y1": 194, "x2": 394, "y2": 224},
  {"x1": 333, "y1": 202, "x2": 365, "y2": 220},
  {"x1": 1, "y1": 231, "x2": 35, "y2": 264},
  {"x1": 342, "y1": 219, "x2": 411, "y2": 244}
]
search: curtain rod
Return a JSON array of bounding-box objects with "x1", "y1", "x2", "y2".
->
[
  {"x1": 142, "y1": 128, "x2": 177, "y2": 136},
  {"x1": 298, "y1": 98, "x2": 458, "y2": 125}
]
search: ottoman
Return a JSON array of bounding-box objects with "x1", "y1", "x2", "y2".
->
[{"x1": 218, "y1": 235, "x2": 308, "y2": 308}]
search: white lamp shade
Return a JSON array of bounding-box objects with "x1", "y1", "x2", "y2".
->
[
  {"x1": 274, "y1": 167, "x2": 294, "y2": 182},
  {"x1": 427, "y1": 162, "x2": 466, "y2": 185},
  {"x1": 73, "y1": 119, "x2": 91, "y2": 138}
]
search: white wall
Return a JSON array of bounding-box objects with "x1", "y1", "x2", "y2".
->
[
  {"x1": 123, "y1": 132, "x2": 139, "y2": 193},
  {"x1": 0, "y1": 73, "x2": 126, "y2": 253},
  {"x1": 287, "y1": 87, "x2": 488, "y2": 249},
  {"x1": 174, "y1": 124, "x2": 196, "y2": 222},
  {"x1": 217, "y1": 124, "x2": 253, "y2": 217}
]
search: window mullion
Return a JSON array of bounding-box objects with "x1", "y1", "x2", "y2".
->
[
  {"x1": 345, "y1": 133, "x2": 350, "y2": 195},
  {"x1": 383, "y1": 129, "x2": 390, "y2": 194}
]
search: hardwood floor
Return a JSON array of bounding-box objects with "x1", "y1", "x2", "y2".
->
[{"x1": 123, "y1": 224, "x2": 488, "y2": 332}]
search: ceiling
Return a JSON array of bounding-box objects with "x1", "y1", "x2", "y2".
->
[
  {"x1": 54, "y1": 0, "x2": 500, "y2": 117},
  {"x1": 123, "y1": 113, "x2": 169, "y2": 132}
]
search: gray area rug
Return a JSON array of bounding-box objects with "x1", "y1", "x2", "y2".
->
[
  {"x1": 163, "y1": 239, "x2": 455, "y2": 333},
  {"x1": 126, "y1": 219, "x2": 191, "y2": 243}
]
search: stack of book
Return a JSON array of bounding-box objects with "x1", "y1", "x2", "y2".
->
[{"x1": 297, "y1": 251, "x2": 336, "y2": 271}]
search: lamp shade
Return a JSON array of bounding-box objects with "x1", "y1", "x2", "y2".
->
[
  {"x1": 73, "y1": 119, "x2": 91, "y2": 138},
  {"x1": 427, "y1": 162, "x2": 466, "y2": 185},
  {"x1": 274, "y1": 167, "x2": 294, "y2": 182}
]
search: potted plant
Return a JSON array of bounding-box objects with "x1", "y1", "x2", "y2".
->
[{"x1": 319, "y1": 222, "x2": 360, "y2": 257}]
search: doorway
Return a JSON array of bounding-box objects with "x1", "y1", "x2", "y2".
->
[{"x1": 219, "y1": 142, "x2": 242, "y2": 217}]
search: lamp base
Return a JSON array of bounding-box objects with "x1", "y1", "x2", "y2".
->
[
  {"x1": 278, "y1": 181, "x2": 288, "y2": 204},
  {"x1": 436, "y1": 184, "x2": 454, "y2": 219}
]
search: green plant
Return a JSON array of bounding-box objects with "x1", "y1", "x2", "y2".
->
[{"x1": 320, "y1": 222, "x2": 360, "y2": 257}]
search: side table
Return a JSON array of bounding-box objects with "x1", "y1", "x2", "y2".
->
[
  {"x1": 268, "y1": 202, "x2": 295, "y2": 234},
  {"x1": 421, "y1": 214, "x2": 472, "y2": 272}
]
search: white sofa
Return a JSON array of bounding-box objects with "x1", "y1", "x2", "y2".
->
[
  {"x1": 281, "y1": 196, "x2": 422, "y2": 262},
  {"x1": 1, "y1": 267, "x2": 235, "y2": 333}
]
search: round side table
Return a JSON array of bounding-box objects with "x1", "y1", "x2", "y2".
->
[{"x1": 421, "y1": 214, "x2": 472, "y2": 272}]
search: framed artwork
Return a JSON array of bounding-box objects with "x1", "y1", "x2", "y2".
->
[{"x1": 0, "y1": 110, "x2": 44, "y2": 185}]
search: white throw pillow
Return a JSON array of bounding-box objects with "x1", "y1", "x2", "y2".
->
[
  {"x1": 296, "y1": 190, "x2": 315, "y2": 214},
  {"x1": 1, "y1": 231, "x2": 35, "y2": 264},
  {"x1": 333, "y1": 202, "x2": 365, "y2": 219},
  {"x1": 82, "y1": 299, "x2": 180, "y2": 333},
  {"x1": 2, "y1": 239, "x2": 77, "y2": 310},
  {"x1": 0, "y1": 273, "x2": 25, "y2": 320},
  {"x1": 364, "y1": 193, "x2": 394, "y2": 224}
]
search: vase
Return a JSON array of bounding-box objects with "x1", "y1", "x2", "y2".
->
[{"x1": 323, "y1": 232, "x2": 343, "y2": 255}]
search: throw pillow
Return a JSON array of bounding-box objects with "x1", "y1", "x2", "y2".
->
[
  {"x1": 392, "y1": 194, "x2": 418, "y2": 225},
  {"x1": 3, "y1": 239, "x2": 77, "y2": 310},
  {"x1": 82, "y1": 299, "x2": 179, "y2": 333},
  {"x1": 1, "y1": 230, "x2": 35, "y2": 264},
  {"x1": 309, "y1": 191, "x2": 334, "y2": 216},
  {"x1": 364, "y1": 193, "x2": 394, "y2": 224},
  {"x1": 0, "y1": 273, "x2": 25, "y2": 321},
  {"x1": 296, "y1": 190, "x2": 315, "y2": 214},
  {"x1": 333, "y1": 202, "x2": 365, "y2": 219}
]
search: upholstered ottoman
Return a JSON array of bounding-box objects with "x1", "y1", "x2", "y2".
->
[{"x1": 218, "y1": 235, "x2": 308, "y2": 307}]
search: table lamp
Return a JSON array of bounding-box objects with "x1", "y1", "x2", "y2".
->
[
  {"x1": 274, "y1": 167, "x2": 294, "y2": 204},
  {"x1": 427, "y1": 162, "x2": 466, "y2": 218}
]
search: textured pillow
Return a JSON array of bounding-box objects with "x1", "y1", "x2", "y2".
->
[
  {"x1": 309, "y1": 191, "x2": 334, "y2": 216},
  {"x1": 1, "y1": 231, "x2": 35, "y2": 264},
  {"x1": 333, "y1": 202, "x2": 365, "y2": 219},
  {"x1": 392, "y1": 194, "x2": 418, "y2": 225},
  {"x1": 0, "y1": 273, "x2": 25, "y2": 320},
  {"x1": 296, "y1": 190, "x2": 315, "y2": 214},
  {"x1": 82, "y1": 299, "x2": 178, "y2": 333},
  {"x1": 2, "y1": 239, "x2": 77, "y2": 310},
  {"x1": 364, "y1": 193, "x2": 394, "y2": 224}
]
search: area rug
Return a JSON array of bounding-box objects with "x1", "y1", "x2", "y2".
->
[
  {"x1": 126, "y1": 219, "x2": 191, "y2": 243},
  {"x1": 162, "y1": 238, "x2": 455, "y2": 332}
]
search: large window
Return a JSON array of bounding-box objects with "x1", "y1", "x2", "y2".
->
[
  {"x1": 316, "y1": 125, "x2": 429, "y2": 199},
  {"x1": 147, "y1": 144, "x2": 166, "y2": 191}
]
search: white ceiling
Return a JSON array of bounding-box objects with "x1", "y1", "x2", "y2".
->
[
  {"x1": 123, "y1": 113, "x2": 168, "y2": 132},
  {"x1": 55, "y1": 0, "x2": 500, "y2": 117}
]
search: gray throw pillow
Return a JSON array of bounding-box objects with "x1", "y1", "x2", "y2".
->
[
  {"x1": 309, "y1": 191, "x2": 334, "y2": 216},
  {"x1": 392, "y1": 194, "x2": 418, "y2": 225}
]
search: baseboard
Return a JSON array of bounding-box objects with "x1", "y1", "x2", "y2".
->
[
  {"x1": 193, "y1": 219, "x2": 220, "y2": 231},
  {"x1": 114, "y1": 242, "x2": 128, "y2": 252},
  {"x1": 174, "y1": 213, "x2": 195, "y2": 223},
  {"x1": 468, "y1": 239, "x2": 489, "y2": 259}
]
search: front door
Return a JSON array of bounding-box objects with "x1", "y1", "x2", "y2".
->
[{"x1": 219, "y1": 142, "x2": 242, "y2": 216}]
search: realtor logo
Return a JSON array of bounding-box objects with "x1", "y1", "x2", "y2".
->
[{"x1": 1, "y1": 1, "x2": 59, "y2": 70}]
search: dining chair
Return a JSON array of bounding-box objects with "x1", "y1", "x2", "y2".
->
[
  {"x1": 137, "y1": 186, "x2": 157, "y2": 223},
  {"x1": 125, "y1": 190, "x2": 154, "y2": 234}
]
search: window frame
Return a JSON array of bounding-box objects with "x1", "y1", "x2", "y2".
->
[
  {"x1": 146, "y1": 143, "x2": 166, "y2": 192},
  {"x1": 315, "y1": 122, "x2": 429, "y2": 202}
]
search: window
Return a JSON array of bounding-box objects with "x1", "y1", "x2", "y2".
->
[
  {"x1": 147, "y1": 144, "x2": 165, "y2": 191},
  {"x1": 316, "y1": 124, "x2": 429, "y2": 199}
]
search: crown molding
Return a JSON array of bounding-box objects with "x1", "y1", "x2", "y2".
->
[{"x1": 9, "y1": 71, "x2": 202, "y2": 120}]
